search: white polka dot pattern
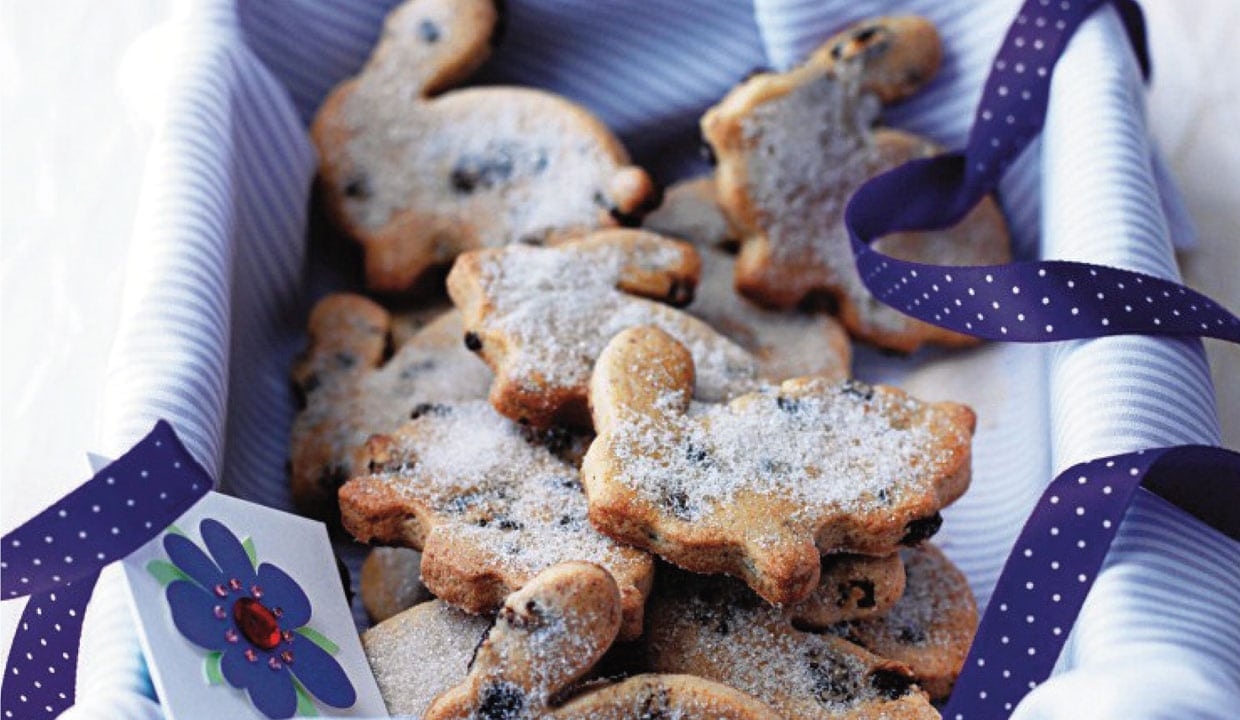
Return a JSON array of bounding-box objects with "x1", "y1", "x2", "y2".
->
[
  {"x1": 943, "y1": 446, "x2": 1240, "y2": 718},
  {"x1": 844, "y1": 0, "x2": 1238, "y2": 345},
  {"x1": 826, "y1": 0, "x2": 1240, "y2": 717},
  {"x1": 0, "y1": 423, "x2": 212, "y2": 716}
]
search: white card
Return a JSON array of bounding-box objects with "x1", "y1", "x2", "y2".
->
[{"x1": 121, "y1": 492, "x2": 387, "y2": 718}]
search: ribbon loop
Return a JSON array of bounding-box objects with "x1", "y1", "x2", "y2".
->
[
  {"x1": 943, "y1": 446, "x2": 1240, "y2": 718},
  {"x1": 1, "y1": 421, "x2": 213, "y2": 716}
]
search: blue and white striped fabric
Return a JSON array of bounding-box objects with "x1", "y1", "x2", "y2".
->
[{"x1": 70, "y1": 1, "x2": 1236, "y2": 718}]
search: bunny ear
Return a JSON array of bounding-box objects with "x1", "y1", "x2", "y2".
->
[
  {"x1": 425, "y1": 563, "x2": 623, "y2": 720},
  {"x1": 571, "y1": 230, "x2": 701, "y2": 307},
  {"x1": 811, "y1": 15, "x2": 943, "y2": 104},
  {"x1": 294, "y1": 294, "x2": 393, "y2": 388},
  {"x1": 361, "y1": 0, "x2": 500, "y2": 99},
  {"x1": 589, "y1": 326, "x2": 695, "y2": 436}
]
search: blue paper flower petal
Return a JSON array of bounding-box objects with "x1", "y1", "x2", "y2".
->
[
  {"x1": 257, "y1": 563, "x2": 311, "y2": 629},
  {"x1": 220, "y1": 646, "x2": 298, "y2": 719},
  {"x1": 167, "y1": 581, "x2": 231, "y2": 651},
  {"x1": 287, "y1": 630, "x2": 356, "y2": 709},
  {"x1": 164, "y1": 533, "x2": 225, "y2": 590},
  {"x1": 201, "y1": 519, "x2": 259, "y2": 589}
]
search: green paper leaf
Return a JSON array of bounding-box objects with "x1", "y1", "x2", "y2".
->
[
  {"x1": 203, "y1": 652, "x2": 223, "y2": 685},
  {"x1": 242, "y1": 536, "x2": 257, "y2": 569},
  {"x1": 295, "y1": 626, "x2": 339, "y2": 655},
  {"x1": 166, "y1": 524, "x2": 186, "y2": 538},
  {"x1": 146, "y1": 559, "x2": 190, "y2": 587},
  {"x1": 293, "y1": 677, "x2": 319, "y2": 717}
]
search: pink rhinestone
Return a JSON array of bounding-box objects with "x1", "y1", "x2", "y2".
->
[
  {"x1": 213, "y1": 584, "x2": 228, "y2": 597},
  {"x1": 280, "y1": 650, "x2": 294, "y2": 664},
  {"x1": 249, "y1": 584, "x2": 263, "y2": 599},
  {"x1": 272, "y1": 607, "x2": 283, "y2": 618},
  {"x1": 228, "y1": 578, "x2": 242, "y2": 591},
  {"x1": 281, "y1": 630, "x2": 293, "y2": 643},
  {"x1": 224, "y1": 628, "x2": 239, "y2": 644},
  {"x1": 244, "y1": 648, "x2": 257, "y2": 663},
  {"x1": 212, "y1": 605, "x2": 226, "y2": 620},
  {"x1": 268, "y1": 657, "x2": 282, "y2": 671}
]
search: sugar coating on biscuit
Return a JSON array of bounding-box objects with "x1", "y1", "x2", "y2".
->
[
  {"x1": 357, "y1": 403, "x2": 641, "y2": 578},
  {"x1": 341, "y1": 88, "x2": 625, "y2": 240},
  {"x1": 294, "y1": 310, "x2": 491, "y2": 475},
  {"x1": 691, "y1": 247, "x2": 850, "y2": 382},
  {"x1": 707, "y1": 48, "x2": 1010, "y2": 350},
  {"x1": 342, "y1": 401, "x2": 652, "y2": 636},
  {"x1": 736, "y1": 71, "x2": 921, "y2": 334},
  {"x1": 613, "y1": 380, "x2": 961, "y2": 523},
  {"x1": 859, "y1": 546, "x2": 975, "y2": 649},
  {"x1": 646, "y1": 576, "x2": 936, "y2": 720},
  {"x1": 362, "y1": 600, "x2": 491, "y2": 718},
  {"x1": 833, "y1": 544, "x2": 978, "y2": 700},
  {"x1": 468, "y1": 241, "x2": 756, "y2": 399}
]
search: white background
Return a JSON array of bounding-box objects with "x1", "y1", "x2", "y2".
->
[{"x1": 1, "y1": 0, "x2": 1238, "y2": 665}]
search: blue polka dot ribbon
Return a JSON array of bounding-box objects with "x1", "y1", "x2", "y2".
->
[
  {"x1": 846, "y1": 0, "x2": 1240, "y2": 345},
  {"x1": 1, "y1": 421, "x2": 211, "y2": 718},
  {"x1": 840, "y1": 0, "x2": 1240, "y2": 717}
]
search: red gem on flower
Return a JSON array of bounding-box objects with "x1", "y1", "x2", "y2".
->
[
  {"x1": 161, "y1": 519, "x2": 356, "y2": 718},
  {"x1": 233, "y1": 597, "x2": 282, "y2": 651}
]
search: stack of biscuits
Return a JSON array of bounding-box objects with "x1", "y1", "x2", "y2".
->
[{"x1": 297, "y1": 1, "x2": 1012, "y2": 717}]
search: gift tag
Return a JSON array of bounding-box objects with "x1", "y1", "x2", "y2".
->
[{"x1": 120, "y1": 492, "x2": 386, "y2": 719}]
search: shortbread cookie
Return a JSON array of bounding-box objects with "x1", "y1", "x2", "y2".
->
[
  {"x1": 645, "y1": 571, "x2": 938, "y2": 720},
  {"x1": 447, "y1": 229, "x2": 758, "y2": 428},
  {"x1": 583, "y1": 326, "x2": 973, "y2": 604},
  {"x1": 553, "y1": 674, "x2": 780, "y2": 720},
  {"x1": 312, "y1": 0, "x2": 656, "y2": 292},
  {"x1": 643, "y1": 176, "x2": 738, "y2": 252},
  {"x1": 362, "y1": 599, "x2": 492, "y2": 718},
  {"x1": 359, "y1": 547, "x2": 431, "y2": 623},
  {"x1": 789, "y1": 552, "x2": 905, "y2": 628},
  {"x1": 289, "y1": 294, "x2": 491, "y2": 519},
  {"x1": 338, "y1": 401, "x2": 654, "y2": 639},
  {"x1": 703, "y1": 15, "x2": 1011, "y2": 352},
  {"x1": 427, "y1": 562, "x2": 779, "y2": 720},
  {"x1": 647, "y1": 176, "x2": 852, "y2": 381},
  {"x1": 834, "y1": 544, "x2": 977, "y2": 701}
]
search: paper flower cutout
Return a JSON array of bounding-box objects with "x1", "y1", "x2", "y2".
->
[{"x1": 148, "y1": 519, "x2": 356, "y2": 718}]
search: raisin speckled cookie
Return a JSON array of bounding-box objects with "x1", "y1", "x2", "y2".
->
[
  {"x1": 338, "y1": 401, "x2": 654, "y2": 639},
  {"x1": 447, "y1": 229, "x2": 758, "y2": 428},
  {"x1": 426, "y1": 562, "x2": 779, "y2": 720},
  {"x1": 703, "y1": 15, "x2": 1011, "y2": 352},
  {"x1": 359, "y1": 547, "x2": 431, "y2": 623},
  {"x1": 312, "y1": 0, "x2": 656, "y2": 293},
  {"x1": 789, "y1": 552, "x2": 905, "y2": 628},
  {"x1": 833, "y1": 544, "x2": 977, "y2": 701},
  {"x1": 646, "y1": 175, "x2": 852, "y2": 382},
  {"x1": 644, "y1": 570, "x2": 938, "y2": 720},
  {"x1": 289, "y1": 294, "x2": 491, "y2": 519},
  {"x1": 583, "y1": 325, "x2": 974, "y2": 605},
  {"x1": 363, "y1": 599, "x2": 492, "y2": 718}
]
